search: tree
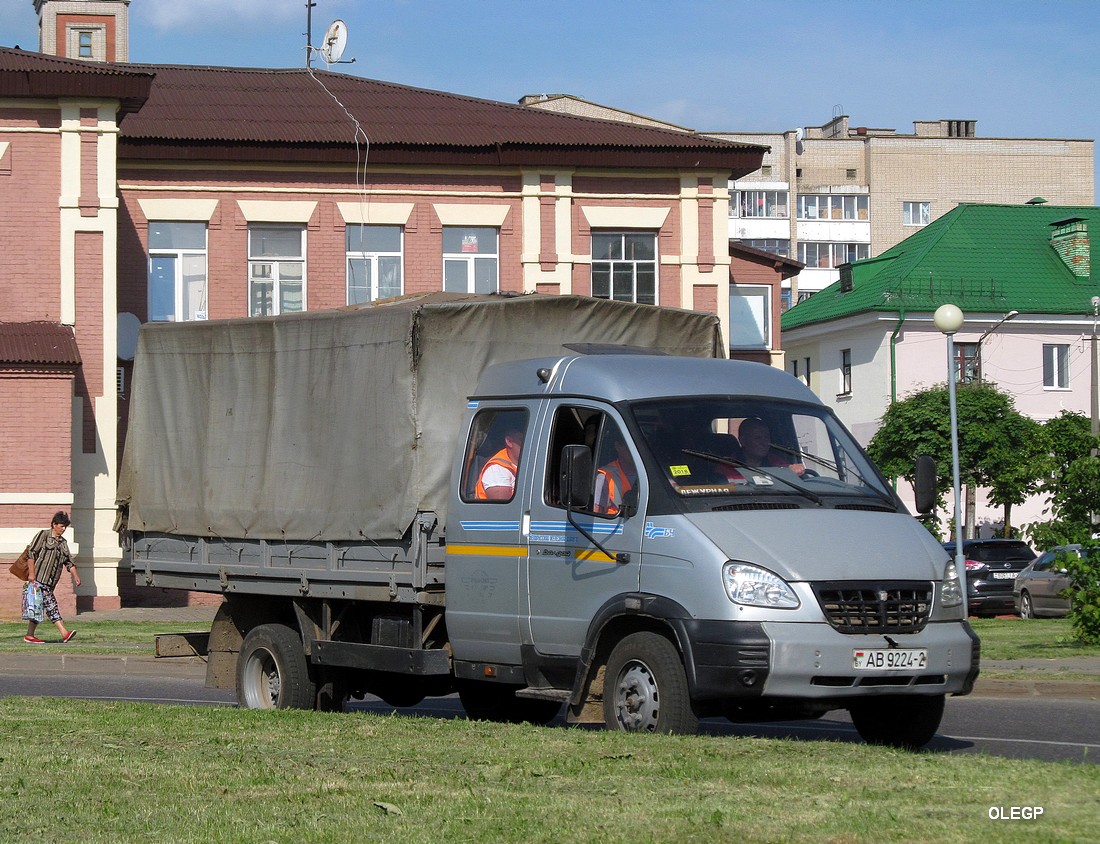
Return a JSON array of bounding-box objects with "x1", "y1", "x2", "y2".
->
[
  {"x1": 868, "y1": 383, "x2": 1046, "y2": 537},
  {"x1": 1025, "y1": 412, "x2": 1100, "y2": 549}
]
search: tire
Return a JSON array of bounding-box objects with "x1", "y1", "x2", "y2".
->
[
  {"x1": 1019, "y1": 591, "x2": 1035, "y2": 619},
  {"x1": 849, "y1": 694, "x2": 945, "y2": 750},
  {"x1": 378, "y1": 679, "x2": 427, "y2": 709},
  {"x1": 603, "y1": 632, "x2": 698, "y2": 735},
  {"x1": 237, "y1": 623, "x2": 316, "y2": 710},
  {"x1": 458, "y1": 681, "x2": 562, "y2": 725}
]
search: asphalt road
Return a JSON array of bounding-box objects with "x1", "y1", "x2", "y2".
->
[{"x1": 2, "y1": 667, "x2": 1097, "y2": 764}]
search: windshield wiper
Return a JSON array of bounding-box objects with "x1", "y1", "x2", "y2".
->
[
  {"x1": 768, "y1": 445, "x2": 898, "y2": 510},
  {"x1": 681, "y1": 449, "x2": 822, "y2": 506}
]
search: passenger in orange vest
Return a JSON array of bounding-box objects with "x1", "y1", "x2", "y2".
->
[
  {"x1": 475, "y1": 429, "x2": 525, "y2": 500},
  {"x1": 594, "y1": 436, "x2": 637, "y2": 515}
]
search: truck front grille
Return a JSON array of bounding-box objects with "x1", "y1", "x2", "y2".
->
[{"x1": 812, "y1": 581, "x2": 932, "y2": 634}]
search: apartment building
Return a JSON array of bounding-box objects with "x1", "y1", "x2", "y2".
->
[{"x1": 710, "y1": 114, "x2": 1094, "y2": 307}]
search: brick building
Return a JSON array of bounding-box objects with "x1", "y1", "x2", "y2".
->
[{"x1": 0, "y1": 1, "x2": 766, "y2": 615}]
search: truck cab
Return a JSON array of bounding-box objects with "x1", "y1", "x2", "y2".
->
[{"x1": 446, "y1": 353, "x2": 977, "y2": 746}]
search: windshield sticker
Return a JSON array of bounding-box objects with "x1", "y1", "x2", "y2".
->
[
  {"x1": 677, "y1": 486, "x2": 731, "y2": 496},
  {"x1": 751, "y1": 476, "x2": 775, "y2": 486},
  {"x1": 669, "y1": 465, "x2": 691, "y2": 477}
]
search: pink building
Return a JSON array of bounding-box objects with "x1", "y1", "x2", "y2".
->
[{"x1": 1, "y1": 3, "x2": 768, "y2": 615}]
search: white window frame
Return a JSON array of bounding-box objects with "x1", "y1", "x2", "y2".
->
[
  {"x1": 346, "y1": 225, "x2": 403, "y2": 304},
  {"x1": 797, "y1": 242, "x2": 869, "y2": 269},
  {"x1": 591, "y1": 231, "x2": 658, "y2": 305},
  {"x1": 798, "y1": 194, "x2": 869, "y2": 221},
  {"x1": 1043, "y1": 344, "x2": 1070, "y2": 389},
  {"x1": 729, "y1": 285, "x2": 771, "y2": 350},
  {"x1": 147, "y1": 221, "x2": 208, "y2": 322},
  {"x1": 248, "y1": 224, "x2": 306, "y2": 317},
  {"x1": 734, "y1": 190, "x2": 789, "y2": 219},
  {"x1": 840, "y1": 348, "x2": 852, "y2": 396},
  {"x1": 442, "y1": 226, "x2": 499, "y2": 294},
  {"x1": 903, "y1": 201, "x2": 931, "y2": 226}
]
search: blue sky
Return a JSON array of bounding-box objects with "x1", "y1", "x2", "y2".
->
[{"x1": 3, "y1": 0, "x2": 1098, "y2": 191}]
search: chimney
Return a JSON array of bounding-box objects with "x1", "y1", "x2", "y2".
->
[
  {"x1": 1049, "y1": 217, "x2": 1090, "y2": 279},
  {"x1": 34, "y1": 0, "x2": 131, "y2": 62}
]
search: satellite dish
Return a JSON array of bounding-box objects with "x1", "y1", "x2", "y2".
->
[
  {"x1": 320, "y1": 19, "x2": 348, "y2": 64},
  {"x1": 117, "y1": 312, "x2": 140, "y2": 361},
  {"x1": 794, "y1": 127, "x2": 805, "y2": 143}
]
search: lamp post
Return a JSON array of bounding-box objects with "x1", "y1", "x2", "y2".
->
[{"x1": 934, "y1": 304, "x2": 967, "y2": 618}]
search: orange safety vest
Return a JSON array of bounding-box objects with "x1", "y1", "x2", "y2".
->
[
  {"x1": 474, "y1": 448, "x2": 518, "y2": 499},
  {"x1": 596, "y1": 459, "x2": 633, "y2": 514}
]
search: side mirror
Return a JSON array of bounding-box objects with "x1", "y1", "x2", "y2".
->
[
  {"x1": 914, "y1": 454, "x2": 937, "y2": 514},
  {"x1": 561, "y1": 445, "x2": 594, "y2": 509}
]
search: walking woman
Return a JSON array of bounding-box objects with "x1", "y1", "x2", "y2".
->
[{"x1": 23, "y1": 511, "x2": 80, "y2": 644}]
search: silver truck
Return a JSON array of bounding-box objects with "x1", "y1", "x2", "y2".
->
[{"x1": 118, "y1": 293, "x2": 977, "y2": 748}]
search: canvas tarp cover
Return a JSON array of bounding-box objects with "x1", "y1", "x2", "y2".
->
[{"x1": 117, "y1": 293, "x2": 722, "y2": 541}]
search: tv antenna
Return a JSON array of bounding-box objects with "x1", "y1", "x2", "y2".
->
[{"x1": 305, "y1": 2, "x2": 354, "y2": 68}]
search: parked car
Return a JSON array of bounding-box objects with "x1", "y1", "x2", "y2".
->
[
  {"x1": 1014, "y1": 545, "x2": 1091, "y2": 618},
  {"x1": 942, "y1": 539, "x2": 1037, "y2": 617}
]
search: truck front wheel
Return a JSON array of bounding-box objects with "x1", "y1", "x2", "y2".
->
[
  {"x1": 237, "y1": 624, "x2": 316, "y2": 710},
  {"x1": 849, "y1": 694, "x2": 945, "y2": 750},
  {"x1": 604, "y1": 632, "x2": 698, "y2": 735}
]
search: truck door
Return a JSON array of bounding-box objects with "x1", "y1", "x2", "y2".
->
[
  {"x1": 524, "y1": 404, "x2": 645, "y2": 657},
  {"x1": 446, "y1": 406, "x2": 532, "y2": 666}
]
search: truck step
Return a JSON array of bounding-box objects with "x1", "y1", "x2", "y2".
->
[{"x1": 515, "y1": 687, "x2": 571, "y2": 702}]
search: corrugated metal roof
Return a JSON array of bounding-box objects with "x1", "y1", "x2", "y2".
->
[
  {"x1": 0, "y1": 47, "x2": 152, "y2": 113},
  {"x1": 782, "y1": 203, "x2": 1100, "y2": 330},
  {"x1": 0, "y1": 322, "x2": 82, "y2": 366},
  {"x1": 112, "y1": 64, "x2": 764, "y2": 171}
]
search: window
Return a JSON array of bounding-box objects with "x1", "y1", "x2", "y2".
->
[
  {"x1": 797, "y1": 242, "x2": 869, "y2": 269},
  {"x1": 249, "y1": 224, "x2": 304, "y2": 316},
  {"x1": 78, "y1": 31, "x2": 93, "y2": 57},
  {"x1": 148, "y1": 222, "x2": 208, "y2": 322},
  {"x1": 460, "y1": 408, "x2": 528, "y2": 502},
  {"x1": 346, "y1": 225, "x2": 402, "y2": 304},
  {"x1": 443, "y1": 227, "x2": 498, "y2": 294},
  {"x1": 1043, "y1": 344, "x2": 1070, "y2": 389},
  {"x1": 729, "y1": 286, "x2": 770, "y2": 350},
  {"x1": 802, "y1": 357, "x2": 811, "y2": 387},
  {"x1": 780, "y1": 288, "x2": 793, "y2": 312},
  {"x1": 955, "y1": 342, "x2": 980, "y2": 383},
  {"x1": 797, "y1": 194, "x2": 868, "y2": 221},
  {"x1": 846, "y1": 168, "x2": 858, "y2": 179},
  {"x1": 791, "y1": 359, "x2": 799, "y2": 379},
  {"x1": 840, "y1": 349, "x2": 852, "y2": 395},
  {"x1": 733, "y1": 190, "x2": 789, "y2": 218},
  {"x1": 544, "y1": 407, "x2": 635, "y2": 515},
  {"x1": 903, "y1": 201, "x2": 931, "y2": 226},
  {"x1": 592, "y1": 232, "x2": 657, "y2": 304},
  {"x1": 741, "y1": 238, "x2": 791, "y2": 258}
]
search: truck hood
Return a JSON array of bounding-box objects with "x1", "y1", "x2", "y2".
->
[{"x1": 683, "y1": 509, "x2": 948, "y2": 582}]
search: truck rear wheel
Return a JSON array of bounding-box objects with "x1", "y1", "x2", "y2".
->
[
  {"x1": 458, "y1": 681, "x2": 561, "y2": 725},
  {"x1": 604, "y1": 632, "x2": 698, "y2": 735},
  {"x1": 237, "y1": 624, "x2": 316, "y2": 710},
  {"x1": 849, "y1": 694, "x2": 945, "y2": 750}
]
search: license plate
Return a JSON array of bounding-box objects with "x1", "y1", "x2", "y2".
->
[
  {"x1": 991, "y1": 572, "x2": 1017, "y2": 580},
  {"x1": 853, "y1": 649, "x2": 927, "y2": 670}
]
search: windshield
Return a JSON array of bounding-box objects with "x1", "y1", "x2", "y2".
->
[{"x1": 630, "y1": 397, "x2": 895, "y2": 508}]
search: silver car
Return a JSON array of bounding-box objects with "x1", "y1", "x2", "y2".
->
[{"x1": 1013, "y1": 545, "x2": 1089, "y2": 618}]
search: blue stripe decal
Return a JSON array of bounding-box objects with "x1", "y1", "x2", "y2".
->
[
  {"x1": 460, "y1": 520, "x2": 520, "y2": 531},
  {"x1": 529, "y1": 520, "x2": 623, "y2": 536},
  {"x1": 467, "y1": 401, "x2": 480, "y2": 408}
]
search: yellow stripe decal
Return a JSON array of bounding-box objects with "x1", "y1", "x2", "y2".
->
[
  {"x1": 448, "y1": 544, "x2": 527, "y2": 558},
  {"x1": 574, "y1": 548, "x2": 618, "y2": 563}
]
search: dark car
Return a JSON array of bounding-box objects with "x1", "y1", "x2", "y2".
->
[
  {"x1": 941, "y1": 539, "x2": 1037, "y2": 617},
  {"x1": 1014, "y1": 545, "x2": 1091, "y2": 618}
]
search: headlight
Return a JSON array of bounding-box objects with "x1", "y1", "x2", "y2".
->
[
  {"x1": 723, "y1": 562, "x2": 800, "y2": 608},
  {"x1": 940, "y1": 560, "x2": 963, "y2": 608}
]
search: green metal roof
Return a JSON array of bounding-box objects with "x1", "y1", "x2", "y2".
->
[{"x1": 781, "y1": 203, "x2": 1100, "y2": 331}]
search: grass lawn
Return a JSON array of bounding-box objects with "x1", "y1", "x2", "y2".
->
[
  {"x1": 0, "y1": 698, "x2": 1097, "y2": 843},
  {"x1": 0, "y1": 620, "x2": 206, "y2": 653},
  {"x1": 969, "y1": 617, "x2": 1100, "y2": 660}
]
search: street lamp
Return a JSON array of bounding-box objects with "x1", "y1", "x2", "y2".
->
[{"x1": 934, "y1": 303, "x2": 967, "y2": 618}]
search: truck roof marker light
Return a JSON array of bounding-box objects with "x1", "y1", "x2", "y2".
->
[
  {"x1": 484, "y1": 665, "x2": 496, "y2": 677},
  {"x1": 537, "y1": 367, "x2": 552, "y2": 383}
]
